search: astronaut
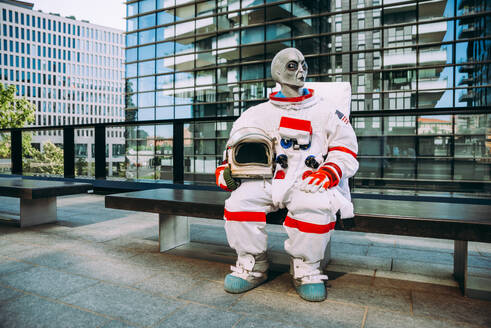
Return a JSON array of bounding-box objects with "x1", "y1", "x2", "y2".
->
[{"x1": 215, "y1": 48, "x2": 358, "y2": 302}]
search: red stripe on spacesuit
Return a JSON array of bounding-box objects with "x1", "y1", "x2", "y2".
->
[
  {"x1": 224, "y1": 209, "x2": 266, "y2": 222},
  {"x1": 269, "y1": 89, "x2": 314, "y2": 102},
  {"x1": 279, "y1": 117, "x2": 312, "y2": 133},
  {"x1": 324, "y1": 162, "x2": 342, "y2": 178},
  {"x1": 328, "y1": 147, "x2": 357, "y2": 158},
  {"x1": 284, "y1": 216, "x2": 336, "y2": 234}
]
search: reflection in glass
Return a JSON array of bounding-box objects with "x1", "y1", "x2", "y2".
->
[
  {"x1": 158, "y1": 10, "x2": 174, "y2": 25},
  {"x1": 0, "y1": 132, "x2": 11, "y2": 174},
  {"x1": 418, "y1": 116, "x2": 452, "y2": 135},
  {"x1": 139, "y1": 13, "x2": 156, "y2": 29}
]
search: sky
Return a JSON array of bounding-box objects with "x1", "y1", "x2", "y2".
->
[{"x1": 33, "y1": 0, "x2": 125, "y2": 30}]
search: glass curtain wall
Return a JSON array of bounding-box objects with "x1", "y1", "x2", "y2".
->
[{"x1": 125, "y1": 0, "x2": 490, "y2": 190}]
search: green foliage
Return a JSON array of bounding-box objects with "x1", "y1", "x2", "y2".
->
[
  {"x1": 0, "y1": 83, "x2": 63, "y2": 175},
  {"x1": 23, "y1": 141, "x2": 64, "y2": 175},
  {"x1": 0, "y1": 84, "x2": 35, "y2": 128}
]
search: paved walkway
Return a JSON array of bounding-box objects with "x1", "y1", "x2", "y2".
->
[{"x1": 0, "y1": 194, "x2": 490, "y2": 328}]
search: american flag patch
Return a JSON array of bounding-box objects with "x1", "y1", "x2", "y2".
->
[{"x1": 335, "y1": 110, "x2": 350, "y2": 125}]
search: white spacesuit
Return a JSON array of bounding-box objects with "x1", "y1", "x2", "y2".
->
[{"x1": 216, "y1": 48, "x2": 358, "y2": 302}]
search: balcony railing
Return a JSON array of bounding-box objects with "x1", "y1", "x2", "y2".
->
[{"x1": 1, "y1": 107, "x2": 490, "y2": 193}]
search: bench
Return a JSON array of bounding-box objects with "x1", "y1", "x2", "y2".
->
[
  {"x1": 105, "y1": 188, "x2": 491, "y2": 298},
  {"x1": 0, "y1": 178, "x2": 92, "y2": 227}
]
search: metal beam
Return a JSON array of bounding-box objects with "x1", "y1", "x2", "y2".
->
[
  {"x1": 11, "y1": 130, "x2": 22, "y2": 175},
  {"x1": 63, "y1": 127, "x2": 74, "y2": 178},
  {"x1": 173, "y1": 122, "x2": 184, "y2": 184},
  {"x1": 94, "y1": 125, "x2": 106, "y2": 179}
]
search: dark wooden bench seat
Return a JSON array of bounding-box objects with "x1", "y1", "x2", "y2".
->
[
  {"x1": 105, "y1": 188, "x2": 491, "y2": 298},
  {"x1": 0, "y1": 178, "x2": 92, "y2": 227}
]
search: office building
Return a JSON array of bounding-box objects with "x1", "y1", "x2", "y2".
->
[
  {"x1": 0, "y1": 0, "x2": 125, "y2": 177},
  {"x1": 124, "y1": 0, "x2": 490, "y2": 191}
]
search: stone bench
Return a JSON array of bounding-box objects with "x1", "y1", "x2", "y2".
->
[
  {"x1": 105, "y1": 188, "x2": 491, "y2": 298},
  {"x1": 0, "y1": 178, "x2": 92, "y2": 227}
]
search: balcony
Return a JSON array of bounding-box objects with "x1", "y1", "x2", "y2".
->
[
  {"x1": 458, "y1": 76, "x2": 475, "y2": 86},
  {"x1": 458, "y1": 24, "x2": 478, "y2": 39},
  {"x1": 417, "y1": 21, "x2": 447, "y2": 44},
  {"x1": 459, "y1": 90, "x2": 476, "y2": 102},
  {"x1": 383, "y1": 49, "x2": 446, "y2": 68}
]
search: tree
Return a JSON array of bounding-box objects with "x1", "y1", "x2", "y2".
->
[
  {"x1": 0, "y1": 84, "x2": 35, "y2": 128},
  {"x1": 0, "y1": 83, "x2": 63, "y2": 175},
  {"x1": 0, "y1": 84, "x2": 35, "y2": 159}
]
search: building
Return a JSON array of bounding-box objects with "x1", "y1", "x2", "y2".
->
[
  {"x1": 0, "y1": 0, "x2": 125, "y2": 177},
  {"x1": 124, "y1": 0, "x2": 490, "y2": 191}
]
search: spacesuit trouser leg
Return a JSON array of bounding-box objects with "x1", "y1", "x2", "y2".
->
[
  {"x1": 283, "y1": 188, "x2": 337, "y2": 264},
  {"x1": 223, "y1": 180, "x2": 273, "y2": 293},
  {"x1": 283, "y1": 188, "x2": 337, "y2": 301},
  {"x1": 224, "y1": 180, "x2": 273, "y2": 257}
]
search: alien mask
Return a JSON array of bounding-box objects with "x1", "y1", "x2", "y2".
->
[{"x1": 271, "y1": 48, "x2": 308, "y2": 88}]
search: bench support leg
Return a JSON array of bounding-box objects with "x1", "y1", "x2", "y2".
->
[
  {"x1": 20, "y1": 197, "x2": 57, "y2": 227},
  {"x1": 159, "y1": 214, "x2": 190, "y2": 252},
  {"x1": 454, "y1": 240, "x2": 468, "y2": 295}
]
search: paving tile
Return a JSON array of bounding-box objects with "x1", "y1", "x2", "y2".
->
[
  {"x1": 0, "y1": 260, "x2": 34, "y2": 275},
  {"x1": 230, "y1": 289, "x2": 365, "y2": 328},
  {"x1": 160, "y1": 255, "x2": 231, "y2": 282},
  {"x1": 61, "y1": 282, "x2": 186, "y2": 327},
  {"x1": 58, "y1": 241, "x2": 141, "y2": 261},
  {"x1": 129, "y1": 252, "x2": 211, "y2": 272},
  {"x1": 135, "y1": 270, "x2": 199, "y2": 298},
  {"x1": 11, "y1": 248, "x2": 95, "y2": 269},
  {"x1": 0, "y1": 294, "x2": 107, "y2": 328},
  {"x1": 373, "y1": 274, "x2": 460, "y2": 297},
  {"x1": 0, "y1": 266, "x2": 99, "y2": 299},
  {"x1": 0, "y1": 285, "x2": 23, "y2": 303},
  {"x1": 0, "y1": 230, "x2": 61, "y2": 246},
  {"x1": 155, "y1": 303, "x2": 242, "y2": 328},
  {"x1": 256, "y1": 271, "x2": 295, "y2": 293},
  {"x1": 364, "y1": 308, "x2": 476, "y2": 328},
  {"x1": 327, "y1": 271, "x2": 374, "y2": 288},
  {"x1": 0, "y1": 242, "x2": 40, "y2": 256},
  {"x1": 63, "y1": 257, "x2": 160, "y2": 286},
  {"x1": 327, "y1": 282, "x2": 412, "y2": 313},
  {"x1": 103, "y1": 237, "x2": 160, "y2": 253},
  {"x1": 412, "y1": 290, "x2": 491, "y2": 327},
  {"x1": 178, "y1": 279, "x2": 242, "y2": 308},
  {"x1": 99, "y1": 320, "x2": 139, "y2": 328},
  {"x1": 234, "y1": 314, "x2": 305, "y2": 328}
]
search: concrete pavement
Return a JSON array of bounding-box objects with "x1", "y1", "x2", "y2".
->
[{"x1": 0, "y1": 194, "x2": 490, "y2": 328}]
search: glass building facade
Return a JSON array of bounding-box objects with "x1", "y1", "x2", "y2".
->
[{"x1": 125, "y1": 0, "x2": 490, "y2": 191}]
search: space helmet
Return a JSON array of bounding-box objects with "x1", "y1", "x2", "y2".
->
[{"x1": 226, "y1": 127, "x2": 274, "y2": 179}]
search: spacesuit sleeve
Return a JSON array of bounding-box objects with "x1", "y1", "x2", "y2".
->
[{"x1": 323, "y1": 113, "x2": 359, "y2": 179}]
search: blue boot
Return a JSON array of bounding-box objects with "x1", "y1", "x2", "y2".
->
[
  {"x1": 295, "y1": 283, "x2": 327, "y2": 302},
  {"x1": 224, "y1": 253, "x2": 268, "y2": 294},
  {"x1": 291, "y1": 258, "x2": 328, "y2": 302}
]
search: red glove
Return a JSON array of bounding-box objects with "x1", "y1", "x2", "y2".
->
[{"x1": 300, "y1": 163, "x2": 341, "y2": 193}]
